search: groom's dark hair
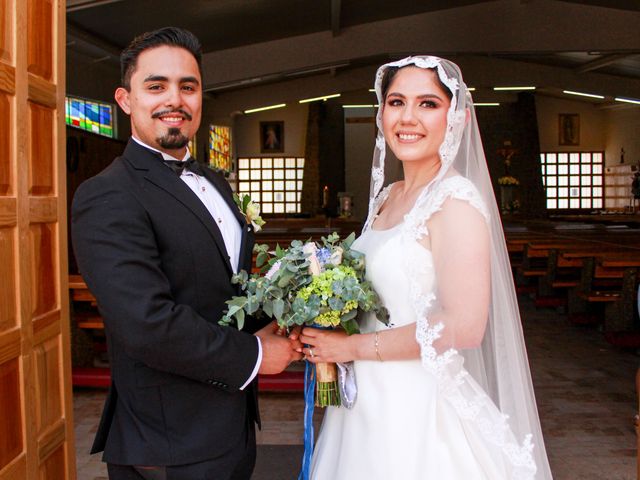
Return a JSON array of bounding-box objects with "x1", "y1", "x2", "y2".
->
[{"x1": 120, "y1": 27, "x2": 203, "y2": 90}]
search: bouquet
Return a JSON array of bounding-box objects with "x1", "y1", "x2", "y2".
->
[{"x1": 220, "y1": 232, "x2": 389, "y2": 406}]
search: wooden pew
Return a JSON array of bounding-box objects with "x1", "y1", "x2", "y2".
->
[{"x1": 68, "y1": 272, "x2": 306, "y2": 391}]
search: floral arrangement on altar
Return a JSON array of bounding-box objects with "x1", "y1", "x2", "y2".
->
[
  {"x1": 497, "y1": 175, "x2": 520, "y2": 186},
  {"x1": 219, "y1": 232, "x2": 389, "y2": 406},
  {"x1": 497, "y1": 142, "x2": 519, "y2": 187}
]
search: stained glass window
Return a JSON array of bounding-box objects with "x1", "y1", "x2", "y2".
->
[
  {"x1": 65, "y1": 96, "x2": 116, "y2": 138},
  {"x1": 209, "y1": 125, "x2": 232, "y2": 173}
]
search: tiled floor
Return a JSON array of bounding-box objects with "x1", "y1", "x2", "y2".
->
[{"x1": 73, "y1": 295, "x2": 638, "y2": 479}]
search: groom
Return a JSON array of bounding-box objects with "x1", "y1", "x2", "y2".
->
[{"x1": 72, "y1": 27, "x2": 302, "y2": 479}]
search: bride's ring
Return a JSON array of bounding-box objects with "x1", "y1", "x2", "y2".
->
[{"x1": 308, "y1": 348, "x2": 314, "y2": 357}]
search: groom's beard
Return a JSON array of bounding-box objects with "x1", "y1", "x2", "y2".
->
[
  {"x1": 157, "y1": 127, "x2": 189, "y2": 150},
  {"x1": 152, "y1": 108, "x2": 193, "y2": 150}
]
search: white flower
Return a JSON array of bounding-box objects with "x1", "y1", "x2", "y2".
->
[
  {"x1": 329, "y1": 246, "x2": 343, "y2": 266},
  {"x1": 265, "y1": 260, "x2": 282, "y2": 280},
  {"x1": 245, "y1": 202, "x2": 263, "y2": 231},
  {"x1": 234, "y1": 193, "x2": 266, "y2": 232},
  {"x1": 303, "y1": 242, "x2": 322, "y2": 276}
]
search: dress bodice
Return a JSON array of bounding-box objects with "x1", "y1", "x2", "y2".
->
[{"x1": 353, "y1": 225, "x2": 435, "y2": 332}]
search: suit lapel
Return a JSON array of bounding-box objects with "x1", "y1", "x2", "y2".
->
[
  {"x1": 123, "y1": 141, "x2": 235, "y2": 275},
  {"x1": 203, "y1": 168, "x2": 255, "y2": 272}
]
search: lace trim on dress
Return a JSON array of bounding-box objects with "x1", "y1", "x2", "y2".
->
[
  {"x1": 404, "y1": 177, "x2": 537, "y2": 479},
  {"x1": 363, "y1": 184, "x2": 392, "y2": 232},
  {"x1": 404, "y1": 176, "x2": 489, "y2": 240}
]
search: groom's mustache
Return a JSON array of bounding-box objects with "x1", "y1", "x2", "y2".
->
[{"x1": 151, "y1": 108, "x2": 193, "y2": 121}]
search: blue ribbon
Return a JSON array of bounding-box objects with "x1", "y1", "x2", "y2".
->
[{"x1": 298, "y1": 359, "x2": 316, "y2": 480}]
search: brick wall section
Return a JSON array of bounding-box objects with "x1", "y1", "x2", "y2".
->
[
  {"x1": 318, "y1": 103, "x2": 346, "y2": 216},
  {"x1": 302, "y1": 102, "x2": 346, "y2": 216},
  {"x1": 301, "y1": 103, "x2": 321, "y2": 214}
]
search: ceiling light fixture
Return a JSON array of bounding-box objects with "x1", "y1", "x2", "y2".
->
[
  {"x1": 473, "y1": 103, "x2": 500, "y2": 107},
  {"x1": 467, "y1": 87, "x2": 476, "y2": 92},
  {"x1": 299, "y1": 93, "x2": 341, "y2": 104},
  {"x1": 243, "y1": 103, "x2": 287, "y2": 114},
  {"x1": 493, "y1": 86, "x2": 536, "y2": 91},
  {"x1": 614, "y1": 97, "x2": 640, "y2": 105},
  {"x1": 563, "y1": 90, "x2": 604, "y2": 99}
]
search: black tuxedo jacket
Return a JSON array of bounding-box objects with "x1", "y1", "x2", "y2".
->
[{"x1": 72, "y1": 139, "x2": 265, "y2": 466}]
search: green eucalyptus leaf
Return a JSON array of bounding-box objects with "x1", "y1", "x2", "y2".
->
[
  {"x1": 256, "y1": 251, "x2": 268, "y2": 267},
  {"x1": 273, "y1": 298, "x2": 285, "y2": 320},
  {"x1": 277, "y1": 270, "x2": 294, "y2": 288},
  {"x1": 253, "y1": 243, "x2": 268, "y2": 254},
  {"x1": 263, "y1": 300, "x2": 274, "y2": 318},
  {"x1": 341, "y1": 309, "x2": 357, "y2": 321},
  {"x1": 246, "y1": 296, "x2": 259, "y2": 315},
  {"x1": 226, "y1": 305, "x2": 243, "y2": 317},
  {"x1": 376, "y1": 307, "x2": 390, "y2": 325},
  {"x1": 331, "y1": 281, "x2": 344, "y2": 295},
  {"x1": 341, "y1": 317, "x2": 360, "y2": 335},
  {"x1": 328, "y1": 297, "x2": 344, "y2": 311},
  {"x1": 228, "y1": 296, "x2": 248, "y2": 308},
  {"x1": 236, "y1": 308, "x2": 245, "y2": 330},
  {"x1": 267, "y1": 285, "x2": 283, "y2": 298},
  {"x1": 341, "y1": 232, "x2": 356, "y2": 249}
]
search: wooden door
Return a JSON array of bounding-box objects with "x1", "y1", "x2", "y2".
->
[{"x1": 0, "y1": 1, "x2": 76, "y2": 479}]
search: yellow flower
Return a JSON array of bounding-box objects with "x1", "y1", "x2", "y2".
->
[{"x1": 498, "y1": 176, "x2": 519, "y2": 186}]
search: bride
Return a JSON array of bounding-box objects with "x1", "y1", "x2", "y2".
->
[{"x1": 299, "y1": 56, "x2": 553, "y2": 479}]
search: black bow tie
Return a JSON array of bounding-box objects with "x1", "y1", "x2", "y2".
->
[{"x1": 164, "y1": 158, "x2": 205, "y2": 176}]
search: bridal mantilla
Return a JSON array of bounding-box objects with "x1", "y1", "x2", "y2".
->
[{"x1": 301, "y1": 56, "x2": 553, "y2": 480}]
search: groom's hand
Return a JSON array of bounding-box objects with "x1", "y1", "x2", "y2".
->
[{"x1": 256, "y1": 321, "x2": 303, "y2": 374}]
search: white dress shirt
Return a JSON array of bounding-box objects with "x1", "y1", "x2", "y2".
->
[{"x1": 132, "y1": 137, "x2": 261, "y2": 390}]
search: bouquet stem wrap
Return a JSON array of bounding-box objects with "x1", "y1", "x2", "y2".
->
[{"x1": 315, "y1": 361, "x2": 340, "y2": 407}]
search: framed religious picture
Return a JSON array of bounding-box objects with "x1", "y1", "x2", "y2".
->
[
  {"x1": 558, "y1": 113, "x2": 580, "y2": 146},
  {"x1": 260, "y1": 121, "x2": 284, "y2": 153}
]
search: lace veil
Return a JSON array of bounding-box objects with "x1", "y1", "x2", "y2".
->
[{"x1": 364, "y1": 56, "x2": 552, "y2": 479}]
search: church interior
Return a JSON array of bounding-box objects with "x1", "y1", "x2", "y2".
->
[{"x1": 1, "y1": 0, "x2": 640, "y2": 478}]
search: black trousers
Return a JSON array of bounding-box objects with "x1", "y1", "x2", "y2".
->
[{"x1": 107, "y1": 424, "x2": 256, "y2": 480}]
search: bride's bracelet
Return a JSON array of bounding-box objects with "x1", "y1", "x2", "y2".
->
[{"x1": 374, "y1": 331, "x2": 383, "y2": 362}]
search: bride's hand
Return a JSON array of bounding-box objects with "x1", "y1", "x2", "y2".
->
[{"x1": 299, "y1": 328, "x2": 356, "y2": 363}]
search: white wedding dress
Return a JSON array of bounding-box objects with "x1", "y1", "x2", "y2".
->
[{"x1": 310, "y1": 178, "x2": 537, "y2": 480}]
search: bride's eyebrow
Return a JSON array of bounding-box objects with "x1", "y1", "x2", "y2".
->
[
  {"x1": 417, "y1": 94, "x2": 443, "y2": 101},
  {"x1": 387, "y1": 92, "x2": 443, "y2": 101}
]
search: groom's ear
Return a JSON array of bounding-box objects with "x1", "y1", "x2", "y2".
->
[{"x1": 115, "y1": 87, "x2": 131, "y2": 115}]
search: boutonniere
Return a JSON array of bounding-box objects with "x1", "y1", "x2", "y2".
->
[{"x1": 233, "y1": 193, "x2": 266, "y2": 232}]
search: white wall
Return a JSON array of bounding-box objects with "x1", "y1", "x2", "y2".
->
[
  {"x1": 604, "y1": 107, "x2": 640, "y2": 168},
  {"x1": 344, "y1": 108, "x2": 376, "y2": 221},
  {"x1": 535, "y1": 96, "x2": 606, "y2": 153},
  {"x1": 343, "y1": 108, "x2": 404, "y2": 221}
]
